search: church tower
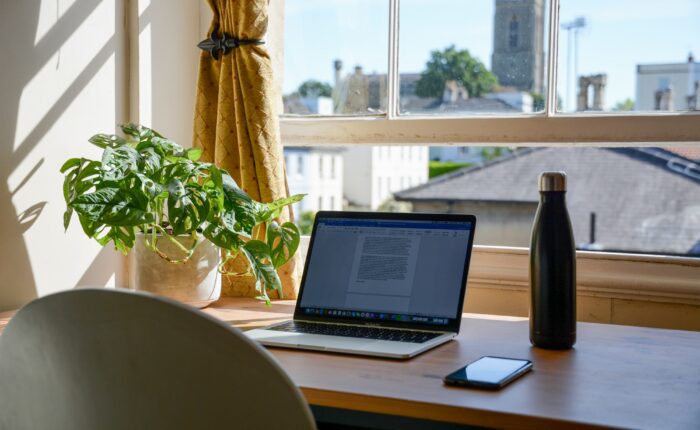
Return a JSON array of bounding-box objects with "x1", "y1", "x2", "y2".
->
[{"x1": 491, "y1": 0, "x2": 546, "y2": 94}]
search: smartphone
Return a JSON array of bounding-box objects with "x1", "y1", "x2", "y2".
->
[{"x1": 443, "y1": 356, "x2": 532, "y2": 390}]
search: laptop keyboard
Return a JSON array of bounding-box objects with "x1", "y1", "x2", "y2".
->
[{"x1": 269, "y1": 321, "x2": 443, "y2": 344}]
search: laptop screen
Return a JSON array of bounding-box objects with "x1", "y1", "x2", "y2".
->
[{"x1": 295, "y1": 212, "x2": 476, "y2": 332}]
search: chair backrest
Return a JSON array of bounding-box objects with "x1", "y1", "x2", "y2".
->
[{"x1": 0, "y1": 289, "x2": 316, "y2": 430}]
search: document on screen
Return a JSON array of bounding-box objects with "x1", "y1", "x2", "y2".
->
[{"x1": 344, "y1": 234, "x2": 421, "y2": 311}]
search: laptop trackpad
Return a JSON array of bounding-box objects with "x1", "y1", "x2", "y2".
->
[{"x1": 248, "y1": 330, "x2": 376, "y2": 350}]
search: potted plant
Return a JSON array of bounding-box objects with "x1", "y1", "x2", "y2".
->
[{"x1": 61, "y1": 124, "x2": 303, "y2": 306}]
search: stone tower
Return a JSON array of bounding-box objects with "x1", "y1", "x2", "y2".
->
[{"x1": 491, "y1": 0, "x2": 546, "y2": 94}]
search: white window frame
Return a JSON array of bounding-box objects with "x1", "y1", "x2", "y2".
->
[
  {"x1": 279, "y1": 0, "x2": 700, "y2": 145},
  {"x1": 274, "y1": 0, "x2": 700, "y2": 300}
]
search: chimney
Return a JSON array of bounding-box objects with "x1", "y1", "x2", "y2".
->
[
  {"x1": 577, "y1": 76, "x2": 589, "y2": 111},
  {"x1": 442, "y1": 80, "x2": 468, "y2": 103},
  {"x1": 333, "y1": 59, "x2": 343, "y2": 86},
  {"x1": 592, "y1": 74, "x2": 607, "y2": 110}
]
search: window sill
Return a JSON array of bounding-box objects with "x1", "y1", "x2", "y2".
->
[{"x1": 470, "y1": 245, "x2": 700, "y2": 305}]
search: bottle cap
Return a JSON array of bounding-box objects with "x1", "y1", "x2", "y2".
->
[{"x1": 539, "y1": 171, "x2": 567, "y2": 192}]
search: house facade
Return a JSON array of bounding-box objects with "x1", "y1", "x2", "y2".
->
[
  {"x1": 636, "y1": 54, "x2": 700, "y2": 111},
  {"x1": 284, "y1": 147, "x2": 344, "y2": 215}
]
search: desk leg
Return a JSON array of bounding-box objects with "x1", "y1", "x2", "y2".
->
[{"x1": 311, "y1": 406, "x2": 487, "y2": 430}]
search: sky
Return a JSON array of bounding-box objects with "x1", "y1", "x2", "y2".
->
[{"x1": 283, "y1": 0, "x2": 700, "y2": 111}]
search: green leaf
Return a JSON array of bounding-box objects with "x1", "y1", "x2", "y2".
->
[
  {"x1": 203, "y1": 223, "x2": 242, "y2": 250},
  {"x1": 62, "y1": 159, "x2": 101, "y2": 230},
  {"x1": 139, "y1": 147, "x2": 162, "y2": 174},
  {"x1": 72, "y1": 188, "x2": 153, "y2": 226},
  {"x1": 187, "y1": 147, "x2": 202, "y2": 161},
  {"x1": 93, "y1": 225, "x2": 136, "y2": 255},
  {"x1": 242, "y1": 240, "x2": 282, "y2": 297},
  {"x1": 167, "y1": 180, "x2": 210, "y2": 235},
  {"x1": 202, "y1": 165, "x2": 225, "y2": 216},
  {"x1": 207, "y1": 164, "x2": 223, "y2": 189},
  {"x1": 158, "y1": 160, "x2": 201, "y2": 185},
  {"x1": 256, "y1": 194, "x2": 305, "y2": 222},
  {"x1": 220, "y1": 172, "x2": 260, "y2": 234},
  {"x1": 221, "y1": 171, "x2": 253, "y2": 204},
  {"x1": 101, "y1": 146, "x2": 141, "y2": 181},
  {"x1": 267, "y1": 221, "x2": 301, "y2": 268},
  {"x1": 89, "y1": 134, "x2": 128, "y2": 149},
  {"x1": 151, "y1": 137, "x2": 184, "y2": 157},
  {"x1": 60, "y1": 158, "x2": 82, "y2": 174},
  {"x1": 120, "y1": 123, "x2": 161, "y2": 141}
]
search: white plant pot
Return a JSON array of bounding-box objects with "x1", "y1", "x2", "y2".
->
[{"x1": 128, "y1": 233, "x2": 221, "y2": 308}]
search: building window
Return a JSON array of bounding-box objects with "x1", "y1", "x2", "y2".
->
[
  {"x1": 319, "y1": 156, "x2": 324, "y2": 178},
  {"x1": 509, "y1": 15, "x2": 519, "y2": 49},
  {"x1": 297, "y1": 155, "x2": 303, "y2": 175}
]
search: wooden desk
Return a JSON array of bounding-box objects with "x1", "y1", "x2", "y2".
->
[
  {"x1": 196, "y1": 298, "x2": 699, "y2": 429},
  {"x1": 3, "y1": 298, "x2": 700, "y2": 429}
]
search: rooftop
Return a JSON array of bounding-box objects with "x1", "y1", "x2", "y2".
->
[{"x1": 396, "y1": 147, "x2": 700, "y2": 255}]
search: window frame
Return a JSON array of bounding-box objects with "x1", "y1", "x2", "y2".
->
[
  {"x1": 278, "y1": 0, "x2": 700, "y2": 145},
  {"x1": 272, "y1": 0, "x2": 700, "y2": 294}
]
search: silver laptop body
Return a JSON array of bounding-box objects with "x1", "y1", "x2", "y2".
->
[{"x1": 246, "y1": 211, "x2": 477, "y2": 359}]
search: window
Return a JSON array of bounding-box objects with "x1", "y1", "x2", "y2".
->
[
  {"x1": 281, "y1": 0, "x2": 699, "y2": 144},
  {"x1": 283, "y1": 0, "x2": 389, "y2": 116},
  {"x1": 278, "y1": 1, "x2": 700, "y2": 261},
  {"x1": 297, "y1": 155, "x2": 303, "y2": 175},
  {"x1": 508, "y1": 15, "x2": 519, "y2": 49}
]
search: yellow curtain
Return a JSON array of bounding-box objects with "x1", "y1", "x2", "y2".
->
[{"x1": 193, "y1": 0, "x2": 300, "y2": 298}]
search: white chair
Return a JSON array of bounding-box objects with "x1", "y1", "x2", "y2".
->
[{"x1": 0, "y1": 288, "x2": 316, "y2": 430}]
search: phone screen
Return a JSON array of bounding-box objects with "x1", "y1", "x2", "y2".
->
[{"x1": 444, "y1": 356, "x2": 532, "y2": 389}]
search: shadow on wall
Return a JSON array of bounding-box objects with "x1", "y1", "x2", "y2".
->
[{"x1": 0, "y1": 0, "x2": 123, "y2": 311}]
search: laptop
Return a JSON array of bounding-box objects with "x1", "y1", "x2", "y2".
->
[{"x1": 246, "y1": 211, "x2": 476, "y2": 359}]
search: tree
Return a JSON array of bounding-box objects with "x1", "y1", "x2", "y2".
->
[
  {"x1": 415, "y1": 45, "x2": 497, "y2": 99},
  {"x1": 613, "y1": 98, "x2": 634, "y2": 112},
  {"x1": 297, "y1": 211, "x2": 316, "y2": 235},
  {"x1": 298, "y1": 80, "x2": 332, "y2": 98},
  {"x1": 480, "y1": 147, "x2": 507, "y2": 161},
  {"x1": 530, "y1": 92, "x2": 545, "y2": 111}
]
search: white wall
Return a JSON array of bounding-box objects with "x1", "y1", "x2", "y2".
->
[
  {"x1": 343, "y1": 146, "x2": 428, "y2": 210},
  {"x1": 0, "y1": 0, "x2": 202, "y2": 311},
  {"x1": 134, "y1": 0, "x2": 200, "y2": 146},
  {"x1": 0, "y1": 0, "x2": 127, "y2": 311},
  {"x1": 636, "y1": 62, "x2": 700, "y2": 111},
  {"x1": 285, "y1": 148, "x2": 343, "y2": 214},
  {"x1": 343, "y1": 147, "x2": 374, "y2": 207}
]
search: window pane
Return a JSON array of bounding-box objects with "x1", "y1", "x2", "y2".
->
[
  {"x1": 283, "y1": 0, "x2": 389, "y2": 116},
  {"x1": 398, "y1": 0, "x2": 549, "y2": 115},
  {"x1": 285, "y1": 144, "x2": 700, "y2": 257},
  {"x1": 557, "y1": 0, "x2": 700, "y2": 113}
]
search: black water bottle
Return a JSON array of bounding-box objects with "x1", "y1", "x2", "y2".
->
[{"x1": 530, "y1": 172, "x2": 576, "y2": 349}]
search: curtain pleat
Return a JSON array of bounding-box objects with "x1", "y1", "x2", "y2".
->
[{"x1": 193, "y1": 0, "x2": 300, "y2": 298}]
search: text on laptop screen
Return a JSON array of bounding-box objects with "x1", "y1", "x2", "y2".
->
[{"x1": 298, "y1": 217, "x2": 473, "y2": 326}]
